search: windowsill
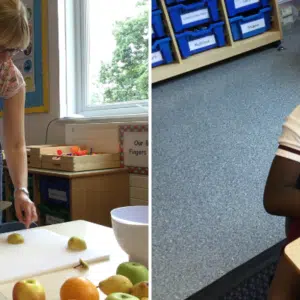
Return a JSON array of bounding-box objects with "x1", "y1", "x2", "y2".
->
[
  {"x1": 56, "y1": 112, "x2": 148, "y2": 124},
  {"x1": 59, "y1": 100, "x2": 149, "y2": 124}
]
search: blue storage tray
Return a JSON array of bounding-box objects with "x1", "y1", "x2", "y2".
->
[
  {"x1": 168, "y1": 0, "x2": 219, "y2": 33},
  {"x1": 40, "y1": 175, "x2": 70, "y2": 208},
  {"x1": 0, "y1": 222, "x2": 37, "y2": 233},
  {"x1": 225, "y1": 0, "x2": 270, "y2": 17},
  {"x1": 152, "y1": 0, "x2": 158, "y2": 10},
  {"x1": 152, "y1": 37, "x2": 174, "y2": 67},
  {"x1": 176, "y1": 21, "x2": 226, "y2": 58},
  {"x1": 152, "y1": 10, "x2": 165, "y2": 39},
  {"x1": 229, "y1": 6, "x2": 272, "y2": 41},
  {"x1": 165, "y1": 0, "x2": 182, "y2": 5}
]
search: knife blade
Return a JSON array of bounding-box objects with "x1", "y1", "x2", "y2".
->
[
  {"x1": 0, "y1": 293, "x2": 8, "y2": 300},
  {"x1": 0, "y1": 201, "x2": 12, "y2": 211}
]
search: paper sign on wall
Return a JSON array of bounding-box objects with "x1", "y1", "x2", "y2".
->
[
  {"x1": 123, "y1": 132, "x2": 148, "y2": 168},
  {"x1": 119, "y1": 125, "x2": 148, "y2": 175}
]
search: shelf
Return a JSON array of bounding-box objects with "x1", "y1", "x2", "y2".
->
[
  {"x1": 152, "y1": 30, "x2": 281, "y2": 83},
  {"x1": 152, "y1": 0, "x2": 283, "y2": 83}
]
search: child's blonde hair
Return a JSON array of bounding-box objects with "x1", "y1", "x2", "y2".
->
[{"x1": 0, "y1": 0, "x2": 30, "y2": 50}]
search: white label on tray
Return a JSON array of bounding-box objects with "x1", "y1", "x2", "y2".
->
[
  {"x1": 188, "y1": 35, "x2": 216, "y2": 51},
  {"x1": 181, "y1": 8, "x2": 209, "y2": 25},
  {"x1": 46, "y1": 214, "x2": 64, "y2": 225},
  {"x1": 234, "y1": 0, "x2": 259, "y2": 9},
  {"x1": 48, "y1": 189, "x2": 68, "y2": 202},
  {"x1": 241, "y1": 18, "x2": 266, "y2": 34},
  {"x1": 152, "y1": 51, "x2": 163, "y2": 64}
]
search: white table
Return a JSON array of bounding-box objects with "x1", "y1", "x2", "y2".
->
[{"x1": 0, "y1": 220, "x2": 128, "y2": 299}]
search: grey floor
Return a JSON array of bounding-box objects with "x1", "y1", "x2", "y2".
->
[{"x1": 152, "y1": 24, "x2": 300, "y2": 300}]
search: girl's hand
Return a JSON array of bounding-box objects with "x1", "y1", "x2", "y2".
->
[{"x1": 14, "y1": 191, "x2": 38, "y2": 228}]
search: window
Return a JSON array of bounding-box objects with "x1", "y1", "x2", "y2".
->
[{"x1": 63, "y1": 0, "x2": 149, "y2": 119}]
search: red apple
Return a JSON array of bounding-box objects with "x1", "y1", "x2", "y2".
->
[{"x1": 13, "y1": 279, "x2": 46, "y2": 300}]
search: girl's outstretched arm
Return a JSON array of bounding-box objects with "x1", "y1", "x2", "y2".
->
[
  {"x1": 2, "y1": 84, "x2": 37, "y2": 228},
  {"x1": 264, "y1": 155, "x2": 300, "y2": 217},
  {"x1": 264, "y1": 105, "x2": 300, "y2": 218}
]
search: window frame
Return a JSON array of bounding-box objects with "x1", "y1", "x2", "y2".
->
[{"x1": 63, "y1": 0, "x2": 149, "y2": 119}]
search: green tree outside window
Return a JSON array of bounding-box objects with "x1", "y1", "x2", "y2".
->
[{"x1": 92, "y1": 0, "x2": 148, "y2": 105}]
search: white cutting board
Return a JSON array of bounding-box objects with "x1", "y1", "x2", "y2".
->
[{"x1": 0, "y1": 228, "x2": 110, "y2": 284}]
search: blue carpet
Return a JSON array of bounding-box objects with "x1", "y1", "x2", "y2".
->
[{"x1": 152, "y1": 24, "x2": 300, "y2": 299}]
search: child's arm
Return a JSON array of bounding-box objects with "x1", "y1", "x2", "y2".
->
[
  {"x1": 1, "y1": 60, "x2": 37, "y2": 228},
  {"x1": 264, "y1": 155, "x2": 300, "y2": 217},
  {"x1": 264, "y1": 105, "x2": 300, "y2": 217}
]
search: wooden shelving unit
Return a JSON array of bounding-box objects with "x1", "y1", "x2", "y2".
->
[
  {"x1": 152, "y1": 0, "x2": 283, "y2": 83},
  {"x1": 2, "y1": 167, "x2": 130, "y2": 227}
]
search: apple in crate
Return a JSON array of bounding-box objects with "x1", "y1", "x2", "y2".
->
[{"x1": 12, "y1": 279, "x2": 46, "y2": 300}]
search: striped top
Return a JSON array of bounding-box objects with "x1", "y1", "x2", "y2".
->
[{"x1": 0, "y1": 59, "x2": 25, "y2": 99}]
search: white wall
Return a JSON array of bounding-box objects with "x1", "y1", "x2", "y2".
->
[
  {"x1": 19, "y1": 0, "x2": 148, "y2": 146},
  {"x1": 24, "y1": 0, "x2": 65, "y2": 145}
]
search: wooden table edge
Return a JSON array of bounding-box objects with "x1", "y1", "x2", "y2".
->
[
  {"x1": 4, "y1": 166, "x2": 129, "y2": 178},
  {"x1": 284, "y1": 237, "x2": 300, "y2": 274}
]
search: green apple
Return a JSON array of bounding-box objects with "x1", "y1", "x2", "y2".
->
[
  {"x1": 116, "y1": 262, "x2": 148, "y2": 285},
  {"x1": 12, "y1": 279, "x2": 46, "y2": 300},
  {"x1": 105, "y1": 293, "x2": 139, "y2": 300}
]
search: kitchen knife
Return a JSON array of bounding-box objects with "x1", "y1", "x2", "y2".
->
[{"x1": 0, "y1": 293, "x2": 8, "y2": 300}]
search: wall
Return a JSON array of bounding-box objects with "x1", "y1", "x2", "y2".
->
[
  {"x1": 23, "y1": 0, "x2": 148, "y2": 147},
  {"x1": 23, "y1": 0, "x2": 150, "y2": 204},
  {"x1": 25, "y1": 0, "x2": 64, "y2": 145}
]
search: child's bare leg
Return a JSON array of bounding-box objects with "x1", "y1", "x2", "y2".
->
[{"x1": 268, "y1": 254, "x2": 300, "y2": 300}]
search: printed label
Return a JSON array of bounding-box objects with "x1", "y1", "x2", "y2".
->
[
  {"x1": 181, "y1": 8, "x2": 209, "y2": 25},
  {"x1": 234, "y1": 0, "x2": 259, "y2": 9},
  {"x1": 188, "y1": 35, "x2": 216, "y2": 51},
  {"x1": 152, "y1": 51, "x2": 163, "y2": 64},
  {"x1": 48, "y1": 189, "x2": 68, "y2": 202},
  {"x1": 241, "y1": 18, "x2": 265, "y2": 34}
]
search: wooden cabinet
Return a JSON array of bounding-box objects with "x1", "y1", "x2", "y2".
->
[{"x1": 3, "y1": 167, "x2": 129, "y2": 228}]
